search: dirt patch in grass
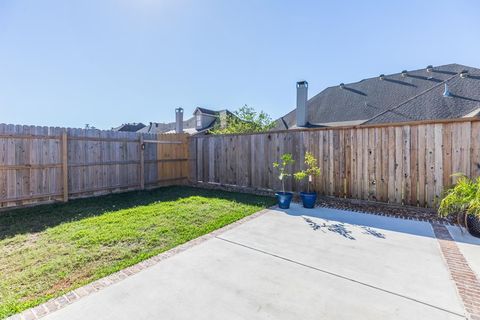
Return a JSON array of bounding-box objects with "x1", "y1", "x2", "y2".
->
[{"x1": 0, "y1": 186, "x2": 275, "y2": 319}]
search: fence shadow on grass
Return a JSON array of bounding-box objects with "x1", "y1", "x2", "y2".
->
[{"x1": 0, "y1": 186, "x2": 275, "y2": 240}]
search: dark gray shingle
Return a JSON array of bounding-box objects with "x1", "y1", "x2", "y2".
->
[{"x1": 275, "y1": 63, "x2": 480, "y2": 129}]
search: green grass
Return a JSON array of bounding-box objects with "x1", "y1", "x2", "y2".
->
[{"x1": 0, "y1": 186, "x2": 275, "y2": 319}]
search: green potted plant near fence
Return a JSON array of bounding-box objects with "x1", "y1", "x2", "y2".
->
[
  {"x1": 294, "y1": 152, "x2": 321, "y2": 208},
  {"x1": 438, "y1": 175, "x2": 480, "y2": 238},
  {"x1": 273, "y1": 153, "x2": 295, "y2": 209}
]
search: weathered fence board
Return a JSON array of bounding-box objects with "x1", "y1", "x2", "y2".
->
[
  {"x1": 0, "y1": 124, "x2": 189, "y2": 209},
  {"x1": 191, "y1": 118, "x2": 480, "y2": 208}
]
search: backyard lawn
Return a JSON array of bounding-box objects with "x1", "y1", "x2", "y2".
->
[{"x1": 0, "y1": 186, "x2": 275, "y2": 319}]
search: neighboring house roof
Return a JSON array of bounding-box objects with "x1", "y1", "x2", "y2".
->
[
  {"x1": 275, "y1": 63, "x2": 480, "y2": 129},
  {"x1": 136, "y1": 108, "x2": 231, "y2": 135},
  {"x1": 365, "y1": 71, "x2": 480, "y2": 124},
  {"x1": 137, "y1": 116, "x2": 196, "y2": 134},
  {"x1": 163, "y1": 127, "x2": 211, "y2": 135},
  {"x1": 111, "y1": 123, "x2": 146, "y2": 132},
  {"x1": 194, "y1": 107, "x2": 218, "y2": 115}
]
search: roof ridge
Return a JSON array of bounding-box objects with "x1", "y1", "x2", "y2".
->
[{"x1": 365, "y1": 73, "x2": 459, "y2": 123}]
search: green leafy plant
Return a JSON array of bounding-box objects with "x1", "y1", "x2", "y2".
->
[
  {"x1": 438, "y1": 175, "x2": 480, "y2": 225},
  {"x1": 273, "y1": 153, "x2": 295, "y2": 193},
  {"x1": 294, "y1": 152, "x2": 321, "y2": 193},
  {"x1": 210, "y1": 105, "x2": 275, "y2": 134}
]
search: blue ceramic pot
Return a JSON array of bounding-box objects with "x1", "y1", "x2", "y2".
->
[
  {"x1": 300, "y1": 192, "x2": 317, "y2": 208},
  {"x1": 275, "y1": 192, "x2": 293, "y2": 209}
]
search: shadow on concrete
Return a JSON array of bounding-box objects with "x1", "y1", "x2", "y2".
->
[
  {"x1": 448, "y1": 225, "x2": 480, "y2": 246},
  {"x1": 303, "y1": 217, "x2": 357, "y2": 240},
  {"x1": 303, "y1": 216, "x2": 386, "y2": 240},
  {"x1": 280, "y1": 204, "x2": 478, "y2": 245}
]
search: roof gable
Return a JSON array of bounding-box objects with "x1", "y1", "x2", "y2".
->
[{"x1": 194, "y1": 107, "x2": 218, "y2": 116}]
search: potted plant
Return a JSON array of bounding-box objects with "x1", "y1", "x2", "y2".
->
[
  {"x1": 294, "y1": 152, "x2": 321, "y2": 208},
  {"x1": 273, "y1": 153, "x2": 295, "y2": 209},
  {"x1": 438, "y1": 176, "x2": 480, "y2": 238}
]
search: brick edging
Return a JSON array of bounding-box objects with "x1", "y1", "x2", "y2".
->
[
  {"x1": 6, "y1": 208, "x2": 273, "y2": 320},
  {"x1": 431, "y1": 223, "x2": 480, "y2": 320},
  {"x1": 315, "y1": 203, "x2": 454, "y2": 225},
  {"x1": 191, "y1": 183, "x2": 454, "y2": 225}
]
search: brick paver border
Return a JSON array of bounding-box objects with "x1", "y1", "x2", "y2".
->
[
  {"x1": 6, "y1": 208, "x2": 272, "y2": 320},
  {"x1": 431, "y1": 223, "x2": 480, "y2": 320}
]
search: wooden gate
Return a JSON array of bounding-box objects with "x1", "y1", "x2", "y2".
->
[{"x1": 142, "y1": 133, "x2": 189, "y2": 188}]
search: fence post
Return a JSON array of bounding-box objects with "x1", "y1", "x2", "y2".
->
[
  {"x1": 190, "y1": 136, "x2": 197, "y2": 183},
  {"x1": 62, "y1": 130, "x2": 68, "y2": 202},
  {"x1": 139, "y1": 135, "x2": 145, "y2": 190},
  {"x1": 187, "y1": 135, "x2": 194, "y2": 184}
]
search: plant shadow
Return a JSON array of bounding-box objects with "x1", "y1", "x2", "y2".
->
[
  {"x1": 303, "y1": 217, "x2": 356, "y2": 240},
  {"x1": 303, "y1": 216, "x2": 386, "y2": 240},
  {"x1": 0, "y1": 186, "x2": 275, "y2": 240},
  {"x1": 282, "y1": 203, "x2": 479, "y2": 245}
]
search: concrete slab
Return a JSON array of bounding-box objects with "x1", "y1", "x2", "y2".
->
[
  {"x1": 42, "y1": 205, "x2": 466, "y2": 320},
  {"x1": 220, "y1": 204, "x2": 464, "y2": 315},
  {"x1": 447, "y1": 225, "x2": 480, "y2": 279}
]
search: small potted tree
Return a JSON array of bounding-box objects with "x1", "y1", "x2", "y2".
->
[
  {"x1": 438, "y1": 176, "x2": 480, "y2": 238},
  {"x1": 273, "y1": 153, "x2": 295, "y2": 209},
  {"x1": 294, "y1": 152, "x2": 321, "y2": 208}
]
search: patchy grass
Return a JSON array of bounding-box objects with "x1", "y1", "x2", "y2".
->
[{"x1": 0, "y1": 186, "x2": 275, "y2": 319}]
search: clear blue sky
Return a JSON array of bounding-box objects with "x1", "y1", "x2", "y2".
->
[{"x1": 1, "y1": 0, "x2": 479, "y2": 129}]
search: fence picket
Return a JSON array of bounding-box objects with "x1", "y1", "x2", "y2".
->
[{"x1": 191, "y1": 118, "x2": 480, "y2": 208}]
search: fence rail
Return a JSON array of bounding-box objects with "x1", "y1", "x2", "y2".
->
[
  {"x1": 0, "y1": 124, "x2": 189, "y2": 209},
  {"x1": 192, "y1": 118, "x2": 480, "y2": 208}
]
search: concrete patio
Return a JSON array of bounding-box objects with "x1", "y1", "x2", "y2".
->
[{"x1": 40, "y1": 204, "x2": 479, "y2": 320}]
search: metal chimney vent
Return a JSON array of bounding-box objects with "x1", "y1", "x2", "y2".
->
[
  {"x1": 296, "y1": 81, "x2": 309, "y2": 127},
  {"x1": 175, "y1": 107, "x2": 184, "y2": 133},
  {"x1": 443, "y1": 83, "x2": 452, "y2": 97},
  {"x1": 401, "y1": 70, "x2": 408, "y2": 77},
  {"x1": 339, "y1": 83, "x2": 345, "y2": 88},
  {"x1": 426, "y1": 65, "x2": 434, "y2": 72},
  {"x1": 460, "y1": 70, "x2": 469, "y2": 78},
  {"x1": 379, "y1": 74, "x2": 385, "y2": 80}
]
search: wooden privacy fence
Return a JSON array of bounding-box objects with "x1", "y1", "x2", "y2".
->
[
  {"x1": 192, "y1": 118, "x2": 480, "y2": 208},
  {"x1": 0, "y1": 124, "x2": 189, "y2": 209}
]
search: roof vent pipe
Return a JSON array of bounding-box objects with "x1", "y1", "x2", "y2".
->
[
  {"x1": 296, "y1": 81, "x2": 309, "y2": 127},
  {"x1": 401, "y1": 70, "x2": 408, "y2": 77},
  {"x1": 339, "y1": 83, "x2": 345, "y2": 89},
  {"x1": 426, "y1": 65, "x2": 434, "y2": 72},
  {"x1": 460, "y1": 70, "x2": 469, "y2": 78},
  {"x1": 443, "y1": 83, "x2": 452, "y2": 97},
  {"x1": 379, "y1": 74, "x2": 385, "y2": 80},
  {"x1": 175, "y1": 107, "x2": 184, "y2": 133}
]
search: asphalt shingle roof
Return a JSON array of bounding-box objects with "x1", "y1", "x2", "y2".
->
[
  {"x1": 136, "y1": 108, "x2": 232, "y2": 134},
  {"x1": 275, "y1": 63, "x2": 480, "y2": 129},
  {"x1": 195, "y1": 107, "x2": 219, "y2": 115},
  {"x1": 365, "y1": 71, "x2": 480, "y2": 124},
  {"x1": 137, "y1": 117, "x2": 197, "y2": 134},
  {"x1": 112, "y1": 123, "x2": 146, "y2": 132}
]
